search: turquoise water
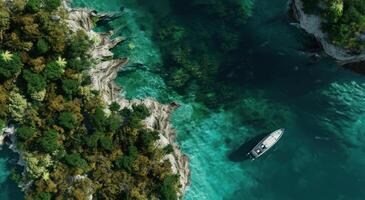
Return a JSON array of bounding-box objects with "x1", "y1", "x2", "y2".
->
[
  {"x1": 0, "y1": 146, "x2": 23, "y2": 199},
  {"x1": 71, "y1": 0, "x2": 365, "y2": 199}
]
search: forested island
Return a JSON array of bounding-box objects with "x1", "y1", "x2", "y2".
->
[
  {"x1": 0, "y1": 0, "x2": 187, "y2": 199},
  {"x1": 303, "y1": 0, "x2": 365, "y2": 53},
  {"x1": 292, "y1": 0, "x2": 365, "y2": 65},
  {"x1": 302, "y1": 0, "x2": 365, "y2": 53}
]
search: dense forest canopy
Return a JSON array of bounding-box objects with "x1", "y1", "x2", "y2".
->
[
  {"x1": 0, "y1": 0, "x2": 179, "y2": 199},
  {"x1": 303, "y1": 0, "x2": 365, "y2": 53}
]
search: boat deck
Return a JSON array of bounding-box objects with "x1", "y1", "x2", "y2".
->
[
  {"x1": 262, "y1": 131, "x2": 282, "y2": 148},
  {"x1": 249, "y1": 129, "x2": 284, "y2": 159}
]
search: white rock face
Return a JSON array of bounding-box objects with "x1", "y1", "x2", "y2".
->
[
  {"x1": 293, "y1": 0, "x2": 365, "y2": 64},
  {"x1": 0, "y1": 125, "x2": 15, "y2": 146},
  {"x1": 64, "y1": 1, "x2": 190, "y2": 195}
]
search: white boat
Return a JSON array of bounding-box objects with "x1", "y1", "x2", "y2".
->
[{"x1": 249, "y1": 128, "x2": 284, "y2": 159}]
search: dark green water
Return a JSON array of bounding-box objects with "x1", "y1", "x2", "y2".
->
[{"x1": 2, "y1": 0, "x2": 365, "y2": 199}]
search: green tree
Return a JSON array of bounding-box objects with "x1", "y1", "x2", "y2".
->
[
  {"x1": 36, "y1": 38, "x2": 50, "y2": 54},
  {"x1": 128, "y1": 145, "x2": 138, "y2": 159},
  {"x1": 8, "y1": 91, "x2": 27, "y2": 122},
  {"x1": 106, "y1": 114, "x2": 122, "y2": 132},
  {"x1": 92, "y1": 107, "x2": 106, "y2": 131},
  {"x1": 115, "y1": 156, "x2": 133, "y2": 171},
  {"x1": 160, "y1": 175, "x2": 178, "y2": 200},
  {"x1": 56, "y1": 56, "x2": 67, "y2": 68},
  {"x1": 124, "y1": 105, "x2": 150, "y2": 128},
  {"x1": 33, "y1": 192, "x2": 51, "y2": 200},
  {"x1": 327, "y1": 0, "x2": 344, "y2": 23},
  {"x1": 163, "y1": 144, "x2": 174, "y2": 154},
  {"x1": 22, "y1": 153, "x2": 52, "y2": 180},
  {"x1": 62, "y1": 79, "x2": 79, "y2": 97},
  {"x1": 23, "y1": 70, "x2": 47, "y2": 94},
  {"x1": 115, "y1": 145, "x2": 138, "y2": 171},
  {"x1": 64, "y1": 153, "x2": 87, "y2": 169},
  {"x1": 132, "y1": 104, "x2": 150, "y2": 120},
  {"x1": 11, "y1": 0, "x2": 26, "y2": 12},
  {"x1": 109, "y1": 102, "x2": 121, "y2": 112},
  {"x1": 67, "y1": 30, "x2": 92, "y2": 58},
  {"x1": 38, "y1": 130, "x2": 59, "y2": 153},
  {"x1": 58, "y1": 112, "x2": 77, "y2": 130},
  {"x1": 139, "y1": 130, "x2": 159, "y2": 149},
  {"x1": 99, "y1": 136, "x2": 113, "y2": 151},
  {"x1": 43, "y1": 61, "x2": 63, "y2": 80},
  {"x1": 0, "y1": 51, "x2": 23, "y2": 79},
  {"x1": 0, "y1": 8, "x2": 10, "y2": 40},
  {"x1": 44, "y1": 0, "x2": 61, "y2": 11},
  {"x1": 26, "y1": 0, "x2": 41, "y2": 13},
  {"x1": 120, "y1": 107, "x2": 132, "y2": 118},
  {"x1": 68, "y1": 58, "x2": 91, "y2": 72},
  {"x1": 84, "y1": 132, "x2": 100, "y2": 149},
  {"x1": 17, "y1": 126, "x2": 35, "y2": 141}
]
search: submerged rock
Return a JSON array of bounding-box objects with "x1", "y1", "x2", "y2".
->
[{"x1": 96, "y1": 12, "x2": 123, "y2": 26}]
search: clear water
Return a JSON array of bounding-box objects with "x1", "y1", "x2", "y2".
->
[
  {"x1": 2, "y1": 0, "x2": 365, "y2": 199},
  {"x1": 0, "y1": 147, "x2": 24, "y2": 199}
]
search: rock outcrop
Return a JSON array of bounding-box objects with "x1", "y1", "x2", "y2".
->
[{"x1": 291, "y1": 0, "x2": 365, "y2": 65}]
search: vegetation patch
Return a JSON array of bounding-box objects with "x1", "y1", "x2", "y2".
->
[
  {"x1": 0, "y1": 0, "x2": 179, "y2": 199},
  {"x1": 151, "y1": 0, "x2": 253, "y2": 108},
  {"x1": 302, "y1": 0, "x2": 365, "y2": 53}
]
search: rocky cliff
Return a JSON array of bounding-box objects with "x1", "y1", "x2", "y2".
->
[
  {"x1": 291, "y1": 0, "x2": 365, "y2": 65},
  {"x1": 64, "y1": 1, "x2": 190, "y2": 195}
]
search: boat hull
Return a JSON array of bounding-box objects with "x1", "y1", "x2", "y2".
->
[{"x1": 249, "y1": 128, "x2": 284, "y2": 159}]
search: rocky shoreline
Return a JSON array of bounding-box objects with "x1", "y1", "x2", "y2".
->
[
  {"x1": 64, "y1": 1, "x2": 190, "y2": 196},
  {"x1": 291, "y1": 0, "x2": 365, "y2": 65}
]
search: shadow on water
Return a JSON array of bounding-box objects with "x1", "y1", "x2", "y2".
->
[
  {"x1": 261, "y1": 13, "x2": 288, "y2": 25},
  {"x1": 228, "y1": 132, "x2": 269, "y2": 162}
]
